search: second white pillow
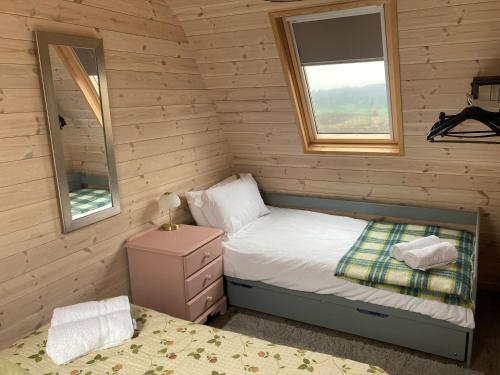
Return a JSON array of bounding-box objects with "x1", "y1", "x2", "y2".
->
[
  {"x1": 202, "y1": 174, "x2": 269, "y2": 234},
  {"x1": 186, "y1": 175, "x2": 237, "y2": 226}
]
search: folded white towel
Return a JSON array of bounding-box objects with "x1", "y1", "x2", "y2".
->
[
  {"x1": 403, "y1": 242, "x2": 458, "y2": 271},
  {"x1": 46, "y1": 310, "x2": 134, "y2": 365},
  {"x1": 51, "y1": 296, "x2": 130, "y2": 327},
  {"x1": 390, "y1": 235, "x2": 441, "y2": 261}
]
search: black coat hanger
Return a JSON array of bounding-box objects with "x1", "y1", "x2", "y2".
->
[{"x1": 427, "y1": 95, "x2": 500, "y2": 144}]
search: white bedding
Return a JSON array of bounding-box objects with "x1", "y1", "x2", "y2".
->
[{"x1": 222, "y1": 206, "x2": 475, "y2": 329}]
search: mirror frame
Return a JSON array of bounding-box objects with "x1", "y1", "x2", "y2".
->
[{"x1": 35, "y1": 31, "x2": 121, "y2": 233}]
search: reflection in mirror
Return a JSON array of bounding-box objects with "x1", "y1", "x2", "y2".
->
[
  {"x1": 36, "y1": 32, "x2": 120, "y2": 233},
  {"x1": 49, "y1": 45, "x2": 112, "y2": 220}
]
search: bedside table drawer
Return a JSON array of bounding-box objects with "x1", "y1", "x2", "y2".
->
[
  {"x1": 186, "y1": 278, "x2": 224, "y2": 321},
  {"x1": 184, "y1": 237, "x2": 222, "y2": 277},
  {"x1": 185, "y1": 256, "x2": 223, "y2": 301}
]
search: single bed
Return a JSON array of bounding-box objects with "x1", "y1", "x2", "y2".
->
[
  {"x1": 224, "y1": 206, "x2": 474, "y2": 329},
  {"x1": 69, "y1": 188, "x2": 112, "y2": 219},
  {"x1": 67, "y1": 172, "x2": 113, "y2": 219},
  {"x1": 0, "y1": 305, "x2": 386, "y2": 375},
  {"x1": 223, "y1": 193, "x2": 479, "y2": 366}
]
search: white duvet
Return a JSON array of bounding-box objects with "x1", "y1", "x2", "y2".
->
[{"x1": 223, "y1": 206, "x2": 475, "y2": 329}]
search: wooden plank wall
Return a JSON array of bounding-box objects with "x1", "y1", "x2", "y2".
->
[
  {"x1": 49, "y1": 47, "x2": 109, "y2": 177},
  {"x1": 166, "y1": 0, "x2": 500, "y2": 290},
  {"x1": 0, "y1": 0, "x2": 231, "y2": 348}
]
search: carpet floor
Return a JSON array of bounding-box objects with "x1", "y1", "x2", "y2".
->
[{"x1": 209, "y1": 307, "x2": 483, "y2": 375}]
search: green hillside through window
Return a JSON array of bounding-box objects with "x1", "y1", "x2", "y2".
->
[{"x1": 309, "y1": 83, "x2": 390, "y2": 134}]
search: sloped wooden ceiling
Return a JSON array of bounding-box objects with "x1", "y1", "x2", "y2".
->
[
  {"x1": 0, "y1": 0, "x2": 231, "y2": 348},
  {"x1": 167, "y1": 0, "x2": 500, "y2": 290}
]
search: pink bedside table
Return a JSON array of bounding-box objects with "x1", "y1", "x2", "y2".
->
[{"x1": 126, "y1": 224, "x2": 227, "y2": 323}]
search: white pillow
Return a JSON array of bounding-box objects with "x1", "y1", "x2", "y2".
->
[
  {"x1": 239, "y1": 173, "x2": 269, "y2": 217},
  {"x1": 186, "y1": 175, "x2": 237, "y2": 226},
  {"x1": 202, "y1": 173, "x2": 269, "y2": 234}
]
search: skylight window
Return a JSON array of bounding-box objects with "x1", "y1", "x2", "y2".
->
[{"x1": 270, "y1": 1, "x2": 403, "y2": 155}]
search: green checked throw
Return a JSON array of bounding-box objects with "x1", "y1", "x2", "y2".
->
[
  {"x1": 70, "y1": 188, "x2": 112, "y2": 217},
  {"x1": 335, "y1": 221, "x2": 475, "y2": 307}
]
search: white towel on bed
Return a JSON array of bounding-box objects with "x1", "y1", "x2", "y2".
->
[
  {"x1": 390, "y1": 235, "x2": 440, "y2": 261},
  {"x1": 403, "y1": 242, "x2": 458, "y2": 271},
  {"x1": 51, "y1": 296, "x2": 130, "y2": 327},
  {"x1": 46, "y1": 310, "x2": 134, "y2": 365}
]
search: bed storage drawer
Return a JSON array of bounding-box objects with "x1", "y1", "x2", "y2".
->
[
  {"x1": 187, "y1": 278, "x2": 224, "y2": 321},
  {"x1": 184, "y1": 237, "x2": 222, "y2": 277},
  {"x1": 184, "y1": 256, "x2": 223, "y2": 301},
  {"x1": 225, "y1": 277, "x2": 470, "y2": 362}
]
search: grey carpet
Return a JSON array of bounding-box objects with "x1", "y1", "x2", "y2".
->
[{"x1": 212, "y1": 308, "x2": 483, "y2": 375}]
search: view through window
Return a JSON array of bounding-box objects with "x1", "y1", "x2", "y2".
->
[{"x1": 304, "y1": 61, "x2": 390, "y2": 136}]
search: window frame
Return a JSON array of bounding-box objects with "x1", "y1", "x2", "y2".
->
[{"x1": 269, "y1": 0, "x2": 404, "y2": 155}]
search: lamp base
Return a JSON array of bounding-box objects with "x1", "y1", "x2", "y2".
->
[{"x1": 161, "y1": 223, "x2": 180, "y2": 231}]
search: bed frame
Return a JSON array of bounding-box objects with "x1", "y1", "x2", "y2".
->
[{"x1": 224, "y1": 193, "x2": 480, "y2": 367}]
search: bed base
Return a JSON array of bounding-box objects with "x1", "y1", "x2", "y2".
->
[
  {"x1": 225, "y1": 193, "x2": 479, "y2": 367},
  {"x1": 226, "y1": 277, "x2": 473, "y2": 364}
]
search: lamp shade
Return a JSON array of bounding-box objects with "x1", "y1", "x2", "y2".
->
[{"x1": 159, "y1": 192, "x2": 181, "y2": 210}]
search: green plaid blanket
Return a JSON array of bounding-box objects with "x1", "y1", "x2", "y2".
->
[
  {"x1": 70, "y1": 188, "x2": 112, "y2": 217},
  {"x1": 335, "y1": 221, "x2": 475, "y2": 307}
]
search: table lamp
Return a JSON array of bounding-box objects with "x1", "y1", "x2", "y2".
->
[{"x1": 159, "y1": 192, "x2": 181, "y2": 231}]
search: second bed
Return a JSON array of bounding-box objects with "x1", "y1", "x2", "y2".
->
[
  {"x1": 223, "y1": 206, "x2": 474, "y2": 329},
  {"x1": 221, "y1": 193, "x2": 478, "y2": 365}
]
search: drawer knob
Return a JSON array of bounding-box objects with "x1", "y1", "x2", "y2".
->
[
  {"x1": 205, "y1": 274, "x2": 212, "y2": 280},
  {"x1": 204, "y1": 252, "x2": 211, "y2": 258},
  {"x1": 206, "y1": 296, "x2": 213, "y2": 302}
]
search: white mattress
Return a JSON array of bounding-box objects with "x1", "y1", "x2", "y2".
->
[{"x1": 222, "y1": 206, "x2": 475, "y2": 328}]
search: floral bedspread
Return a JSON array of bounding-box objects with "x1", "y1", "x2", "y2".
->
[{"x1": 0, "y1": 305, "x2": 387, "y2": 375}]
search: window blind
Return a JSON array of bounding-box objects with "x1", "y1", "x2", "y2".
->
[
  {"x1": 74, "y1": 47, "x2": 99, "y2": 75},
  {"x1": 291, "y1": 12, "x2": 384, "y2": 65}
]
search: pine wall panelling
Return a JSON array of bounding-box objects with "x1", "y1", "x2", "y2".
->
[
  {"x1": 0, "y1": 0, "x2": 232, "y2": 348},
  {"x1": 166, "y1": 0, "x2": 500, "y2": 290},
  {"x1": 1, "y1": 0, "x2": 500, "y2": 350},
  {"x1": 49, "y1": 47, "x2": 109, "y2": 177}
]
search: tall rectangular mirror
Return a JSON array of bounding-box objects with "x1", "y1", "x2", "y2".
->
[{"x1": 36, "y1": 32, "x2": 120, "y2": 233}]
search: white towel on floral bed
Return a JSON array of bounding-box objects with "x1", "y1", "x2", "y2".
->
[
  {"x1": 46, "y1": 310, "x2": 134, "y2": 365},
  {"x1": 51, "y1": 296, "x2": 130, "y2": 327}
]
